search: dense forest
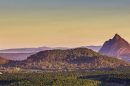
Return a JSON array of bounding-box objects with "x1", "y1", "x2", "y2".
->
[{"x1": 0, "y1": 69, "x2": 130, "y2": 86}]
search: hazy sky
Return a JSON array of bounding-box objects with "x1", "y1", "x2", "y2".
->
[{"x1": 0, "y1": 0, "x2": 130, "y2": 49}]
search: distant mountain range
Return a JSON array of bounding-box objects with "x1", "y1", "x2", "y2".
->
[
  {"x1": 0, "y1": 47, "x2": 69, "y2": 61},
  {"x1": 0, "y1": 34, "x2": 130, "y2": 71},
  {"x1": 1, "y1": 34, "x2": 130, "y2": 63},
  {"x1": 0, "y1": 47, "x2": 54, "y2": 53},
  {"x1": 99, "y1": 34, "x2": 130, "y2": 62},
  {"x1": 82, "y1": 46, "x2": 101, "y2": 52},
  {"x1": 0, "y1": 46, "x2": 101, "y2": 61},
  {"x1": 0, "y1": 53, "x2": 33, "y2": 61}
]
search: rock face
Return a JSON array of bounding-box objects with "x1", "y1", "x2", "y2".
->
[
  {"x1": 99, "y1": 34, "x2": 130, "y2": 60},
  {"x1": 20, "y1": 48, "x2": 130, "y2": 70}
]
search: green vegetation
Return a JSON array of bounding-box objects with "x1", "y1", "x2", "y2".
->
[{"x1": 0, "y1": 70, "x2": 130, "y2": 86}]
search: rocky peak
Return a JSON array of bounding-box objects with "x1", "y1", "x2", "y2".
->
[
  {"x1": 113, "y1": 34, "x2": 122, "y2": 40},
  {"x1": 99, "y1": 34, "x2": 130, "y2": 58}
]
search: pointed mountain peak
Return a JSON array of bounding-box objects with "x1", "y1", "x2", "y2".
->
[
  {"x1": 113, "y1": 34, "x2": 122, "y2": 40},
  {"x1": 115, "y1": 33, "x2": 120, "y2": 37},
  {"x1": 99, "y1": 34, "x2": 130, "y2": 58}
]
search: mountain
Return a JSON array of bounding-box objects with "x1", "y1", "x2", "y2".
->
[
  {"x1": 82, "y1": 46, "x2": 102, "y2": 52},
  {"x1": 19, "y1": 48, "x2": 130, "y2": 70},
  {"x1": 99, "y1": 34, "x2": 130, "y2": 61}
]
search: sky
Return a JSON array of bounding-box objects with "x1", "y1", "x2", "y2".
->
[{"x1": 0, "y1": 0, "x2": 130, "y2": 49}]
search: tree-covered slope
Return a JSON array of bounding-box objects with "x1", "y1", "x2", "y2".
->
[{"x1": 21, "y1": 48, "x2": 130, "y2": 70}]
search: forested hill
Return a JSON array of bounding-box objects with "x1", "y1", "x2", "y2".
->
[{"x1": 20, "y1": 48, "x2": 130, "y2": 70}]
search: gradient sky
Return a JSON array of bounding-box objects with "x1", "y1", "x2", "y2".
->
[{"x1": 0, "y1": 0, "x2": 130, "y2": 49}]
